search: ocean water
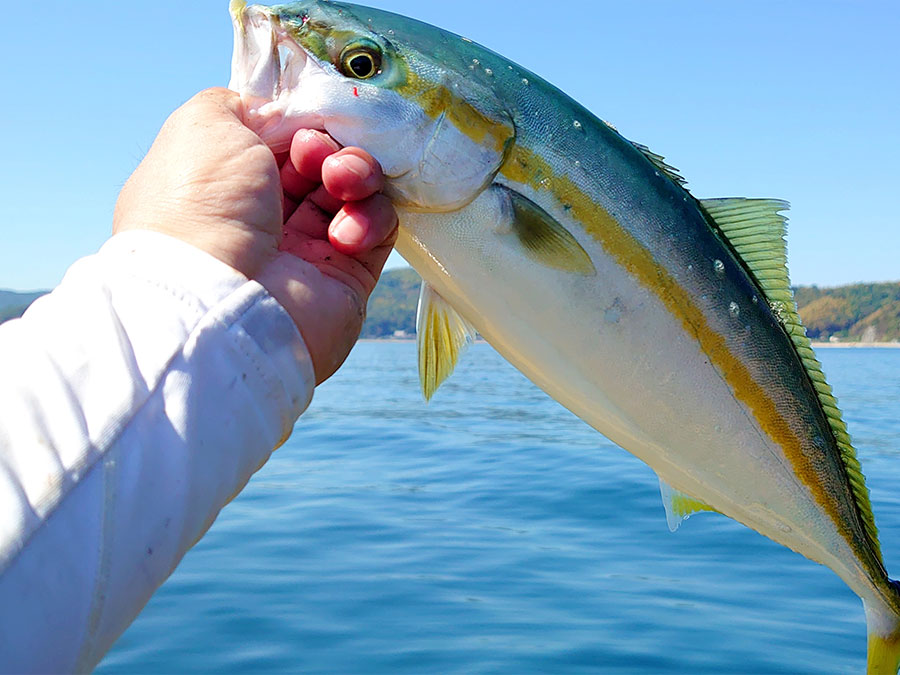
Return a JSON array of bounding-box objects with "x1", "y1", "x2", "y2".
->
[{"x1": 98, "y1": 343, "x2": 900, "y2": 674}]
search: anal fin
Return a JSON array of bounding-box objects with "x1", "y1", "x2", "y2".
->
[
  {"x1": 416, "y1": 281, "x2": 477, "y2": 401},
  {"x1": 659, "y1": 477, "x2": 718, "y2": 532}
]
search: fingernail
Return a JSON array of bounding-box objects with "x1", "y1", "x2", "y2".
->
[
  {"x1": 334, "y1": 154, "x2": 371, "y2": 180},
  {"x1": 332, "y1": 215, "x2": 366, "y2": 247},
  {"x1": 297, "y1": 128, "x2": 338, "y2": 149}
]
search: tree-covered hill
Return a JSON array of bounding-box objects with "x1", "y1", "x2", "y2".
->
[
  {"x1": 359, "y1": 267, "x2": 420, "y2": 338},
  {"x1": 793, "y1": 282, "x2": 900, "y2": 341},
  {"x1": 3, "y1": 276, "x2": 899, "y2": 342},
  {"x1": 0, "y1": 290, "x2": 48, "y2": 323},
  {"x1": 361, "y1": 271, "x2": 900, "y2": 342}
]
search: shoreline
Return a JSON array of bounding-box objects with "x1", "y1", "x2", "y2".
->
[
  {"x1": 360, "y1": 338, "x2": 900, "y2": 348},
  {"x1": 810, "y1": 341, "x2": 900, "y2": 349}
]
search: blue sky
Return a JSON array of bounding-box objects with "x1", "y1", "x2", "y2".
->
[{"x1": 2, "y1": 1, "x2": 898, "y2": 291}]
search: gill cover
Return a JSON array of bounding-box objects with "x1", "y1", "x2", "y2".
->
[{"x1": 234, "y1": 1, "x2": 515, "y2": 212}]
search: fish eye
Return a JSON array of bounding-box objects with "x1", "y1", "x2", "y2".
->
[{"x1": 340, "y1": 44, "x2": 382, "y2": 79}]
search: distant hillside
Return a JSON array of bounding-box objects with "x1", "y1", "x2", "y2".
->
[
  {"x1": 360, "y1": 267, "x2": 420, "y2": 338},
  {"x1": 4, "y1": 276, "x2": 898, "y2": 343},
  {"x1": 0, "y1": 290, "x2": 48, "y2": 324},
  {"x1": 794, "y1": 282, "x2": 900, "y2": 342},
  {"x1": 364, "y1": 270, "x2": 900, "y2": 342}
]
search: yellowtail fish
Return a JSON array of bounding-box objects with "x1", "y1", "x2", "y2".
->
[{"x1": 228, "y1": 2, "x2": 900, "y2": 670}]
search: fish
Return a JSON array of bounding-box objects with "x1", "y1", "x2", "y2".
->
[{"x1": 228, "y1": 1, "x2": 900, "y2": 670}]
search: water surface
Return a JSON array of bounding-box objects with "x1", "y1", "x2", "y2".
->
[{"x1": 99, "y1": 344, "x2": 900, "y2": 673}]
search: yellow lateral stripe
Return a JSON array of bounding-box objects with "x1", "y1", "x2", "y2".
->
[
  {"x1": 702, "y1": 198, "x2": 882, "y2": 562},
  {"x1": 396, "y1": 71, "x2": 513, "y2": 153},
  {"x1": 499, "y1": 144, "x2": 861, "y2": 555}
]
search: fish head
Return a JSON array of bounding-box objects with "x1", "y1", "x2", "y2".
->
[{"x1": 229, "y1": 0, "x2": 516, "y2": 211}]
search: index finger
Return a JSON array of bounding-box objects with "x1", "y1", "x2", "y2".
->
[
  {"x1": 282, "y1": 129, "x2": 342, "y2": 203},
  {"x1": 329, "y1": 193, "x2": 398, "y2": 255},
  {"x1": 321, "y1": 147, "x2": 385, "y2": 202}
]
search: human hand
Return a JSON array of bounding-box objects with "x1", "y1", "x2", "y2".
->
[{"x1": 114, "y1": 88, "x2": 397, "y2": 383}]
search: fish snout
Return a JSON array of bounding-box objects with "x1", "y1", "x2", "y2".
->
[{"x1": 229, "y1": 2, "x2": 312, "y2": 148}]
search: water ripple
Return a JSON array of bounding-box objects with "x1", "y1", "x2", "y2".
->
[{"x1": 99, "y1": 343, "x2": 899, "y2": 673}]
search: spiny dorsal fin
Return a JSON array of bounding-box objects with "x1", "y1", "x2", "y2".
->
[
  {"x1": 416, "y1": 281, "x2": 476, "y2": 401},
  {"x1": 658, "y1": 477, "x2": 718, "y2": 532},
  {"x1": 700, "y1": 197, "x2": 883, "y2": 564},
  {"x1": 631, "y1": 142, "x2": 688, "y2": 187}
]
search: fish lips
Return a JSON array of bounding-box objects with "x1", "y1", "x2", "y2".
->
[{"x1": 229, "y1": 2, "x2": 321, "y2": 149}]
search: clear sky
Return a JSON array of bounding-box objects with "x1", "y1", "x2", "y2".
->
[{"x1": 2, "y1": 1, "x2": 898, "y2": 291}]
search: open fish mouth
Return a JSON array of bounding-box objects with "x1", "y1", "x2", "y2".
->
[{"x1": 228, "y1": 1, "x2": 322, "y2": 150}]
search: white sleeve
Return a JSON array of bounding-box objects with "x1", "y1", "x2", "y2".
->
[{"x1": 0, "y1": 231, "x2": 316, "y2": 673}]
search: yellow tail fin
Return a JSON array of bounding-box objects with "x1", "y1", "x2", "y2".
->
[
  {"x1": 869, "y1": 633, "x2": 900, "y2": 674},
  {"x1": 866, "y1": 600, "x2": 900, "y2": 674}
]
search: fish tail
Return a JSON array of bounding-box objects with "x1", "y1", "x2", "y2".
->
[{"x1": 865, "y1": 593, "x2": 900, "y2": 674}]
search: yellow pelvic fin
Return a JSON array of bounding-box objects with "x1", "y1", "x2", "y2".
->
[
  {"x1": 701, "y1": 197, "x2": 882, "y2": 565},
  {"x1": 501, "y1": 187, "x2": 595, "y2": 276},
  {"x1": 658, "y1": 477, "x2": 718, "y2": 532},
  {"x1": 416, "y1": 282, "x2": 477, "y2": 401}
]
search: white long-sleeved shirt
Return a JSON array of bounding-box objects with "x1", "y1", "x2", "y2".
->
[{"x1": 0, "y1": 231, "x2": 315, "y2": 672}]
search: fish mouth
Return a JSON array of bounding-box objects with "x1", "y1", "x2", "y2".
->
[{"x1": 228, "y1": 1, "x2": 321, "y2": 150}]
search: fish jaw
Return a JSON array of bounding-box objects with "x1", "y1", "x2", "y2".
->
[
  {"x1": 229, "y1": 2, "x2": 324, "y2": 150},
  {"x1": 229, "y1": 1, "x2": 514, "y2": 211}
]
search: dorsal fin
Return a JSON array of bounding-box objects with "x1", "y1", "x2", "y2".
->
[
  {"x1": 658, "y1": 477, "x2": 718, "y2": 532},
  {"x1": 700, "y1": 198, "x2": 791, "y2": 298},
  {"x1": 631, "y1": 142, "x2": 687, "y2": 187},
  {"x1": 416, "y1": 281, "x2": 477, "y2": 401},
  {"x1": 700, "y1": 197, "x2": 883, "y2": 564}
]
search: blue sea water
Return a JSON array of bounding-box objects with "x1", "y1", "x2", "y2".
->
[{"x1": 98, "y1": 343, "x2": 900, "y2": 673}]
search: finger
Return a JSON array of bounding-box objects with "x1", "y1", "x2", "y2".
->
[
  {"x1": 283, "y1": 197, "x2": 333, "y2": 241},
  {"x1": 282, "y1": 193, "x2": 299, "y2": 221},
  {"x1": 321, "y1": 147, "x2": 385, "y2": 202},
  {"x1": 281, "y1": 158, "x2": 318, "y2": 205},
  {"x1": 290, "y1": 129, "x2": 341, "y2": 182},
  {"x1": 329, "y1": 193, "x2": 398, "y2": 255},
  {"x1": 284, "y1": 173, "x2": 386, "y2": 236},
  {"x1": 274, "y1": 150, "x2": 290, "y2": 168},
  {"x1": 351, "y1": 232, "x2": 399, "y2": 290},
  {"x1": 276, "y1": 235, "x2": 372, "y2": 301},
  {"x1": 178, "y1": 88, "x2": 245, "y2": 127},
  {"x1": 283, "y1": 129, "x2": 340, "y2": 203},
  {"x1": 304, "y1": 240, "x2": 380, "y2": 300},
  {"x1": 306, "y1": 183, "x2": 348, "y2": 216}
]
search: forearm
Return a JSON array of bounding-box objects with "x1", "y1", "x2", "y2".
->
[{"x1": 0, "y1": 231, "x2": 314, "y2": 672}]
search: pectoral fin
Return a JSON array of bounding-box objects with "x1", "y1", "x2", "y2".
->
[
  {"x1": 416, "y1": 281, "x2": 477, "y2": 401},
  {"x1": 658, "y1": 477, "x2": 718, "y2": 532},
  {"x1": 498, "y1": 186, "x2": 595, "y2": 276}
]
